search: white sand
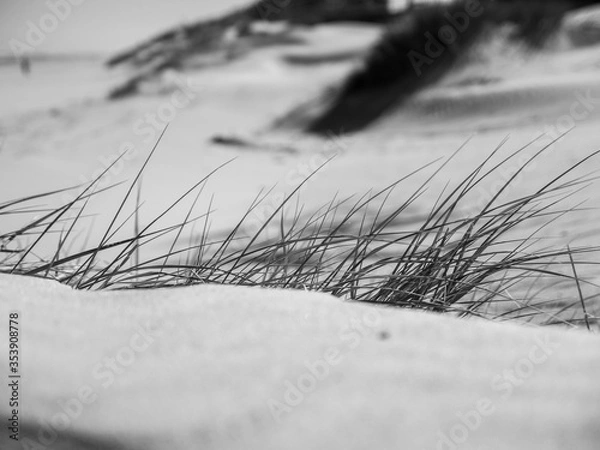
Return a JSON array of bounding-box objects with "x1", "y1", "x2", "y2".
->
[{"x1": 0, "y1": 273, "x2": 599, "y2": 449}]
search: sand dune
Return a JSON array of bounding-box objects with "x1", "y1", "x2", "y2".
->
[
  {"x1": 1, "y1": 274, "x2": 599, "y2": 449},
  {"x1": 276, "y1": 5, "x2": 600, "y2": 134}
]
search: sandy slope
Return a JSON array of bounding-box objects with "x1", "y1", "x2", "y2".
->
[{"x1": 0, "y1": 273, "x2": 599, "y2": 450}]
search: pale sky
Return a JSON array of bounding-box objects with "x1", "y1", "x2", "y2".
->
[
  {"x1": 0, "y1": 0, "x2": 418, "y2": 56},
  {"x1": 0, "y1": 0, "x2": 251, "y2": 55}
]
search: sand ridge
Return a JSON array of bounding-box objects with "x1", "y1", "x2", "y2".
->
[{"x1": 0, "y1": 273, "x2": 599, "y2": 449}]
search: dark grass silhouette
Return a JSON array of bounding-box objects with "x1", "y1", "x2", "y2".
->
[
  {"x1": 2, "y1": 133, "x2": 599, "y2": 328},
  {"x1": 300, "y1": 1, "x2": 491, "y2": 134}
]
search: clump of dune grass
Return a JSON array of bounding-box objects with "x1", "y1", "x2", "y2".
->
[
  {"x1": 1, "y1": 135, "x2": 599, "y2": 329},
  {"x1": 297, "y1": 0, "x2": 575, "y2": 134}
]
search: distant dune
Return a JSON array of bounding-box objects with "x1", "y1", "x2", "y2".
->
[{"x1": 273, "y1": 1, "x2": 600, "y2": 134}]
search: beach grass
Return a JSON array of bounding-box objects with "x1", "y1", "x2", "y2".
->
[{"x1": 1, "y1": 133, "x2": 598, "y2": 329}]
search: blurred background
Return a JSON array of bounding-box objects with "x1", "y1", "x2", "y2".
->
[
  {"x1": 0, "y1": 1, "x2": 252, "y2": 54},
  {"x1": 2, "y1": 0, "x2": 600, "y2": 307}
]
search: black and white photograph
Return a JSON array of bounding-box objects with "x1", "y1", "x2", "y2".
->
[{"x1": 1, "y1": 0, "x2": 600, "y2": 448}]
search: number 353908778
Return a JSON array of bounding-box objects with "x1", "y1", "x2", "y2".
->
[{"x1": 9, "y1": 312, "x2": 19, "y2": 373}]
